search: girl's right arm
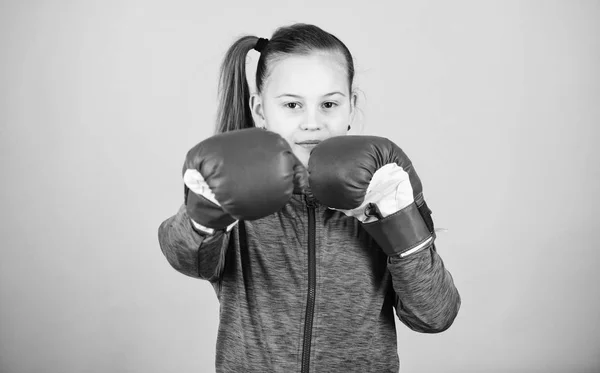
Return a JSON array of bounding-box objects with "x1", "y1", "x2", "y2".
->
[
  {"x1": 158, "y1": 204, "x2": 232, "y2": 282},
  {"x1": 158, "y1": 128, "x2": 307, "y2": 281}
]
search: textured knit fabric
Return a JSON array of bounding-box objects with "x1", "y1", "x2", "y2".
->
[{"x1": 158, "y1": 193, "x2": 461, "y2": 373}]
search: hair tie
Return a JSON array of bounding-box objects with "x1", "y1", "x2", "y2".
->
[{"x1": 254, "y1": 38, "x2": 269, "y2": 53}]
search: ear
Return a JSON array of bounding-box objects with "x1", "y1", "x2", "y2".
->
[
  {"x1": 349, "y1": 90, "x2": 358, "y2": 124},
  {"x1": 250, "y1": 94, "x2": 266, "y2": 128}
]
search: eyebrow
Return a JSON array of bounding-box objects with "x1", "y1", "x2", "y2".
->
[{"x1": 275, "y1": 91, "x2": 346, "y2": 99}]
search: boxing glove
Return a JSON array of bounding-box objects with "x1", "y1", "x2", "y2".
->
[
  {"x1": 308, "y1": 135, "x2": 435, "y2": 257},
  {"x1": 183, "y1": 128, "x2": 308, "y2": 233}
]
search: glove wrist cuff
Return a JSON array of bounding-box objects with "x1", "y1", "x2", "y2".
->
[
  {"x1": 362, "y1": 202, "x2": 435, "y2": 257},
  {"x1": 185, "y1": 187, "x2": 237, "y2": 229}
]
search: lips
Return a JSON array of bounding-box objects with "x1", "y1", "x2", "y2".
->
[
  {"x1": 296, "y1": 141, "x2": 321, "y2": 150},
  {"x1": 296, "y1": 140, "x2": 322, "y2": 145}
]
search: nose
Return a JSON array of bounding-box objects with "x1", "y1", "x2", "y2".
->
[{"x1": 300, "y1": 107, "x2": 323, "y2": 131}]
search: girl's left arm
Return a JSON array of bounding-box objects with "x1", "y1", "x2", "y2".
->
[
  {"x1": 307, "y1": 134, "x2": 460, "y2": 331},
  {"x1": 364, "y1": 199, "x2": 461, "y2": 333}
]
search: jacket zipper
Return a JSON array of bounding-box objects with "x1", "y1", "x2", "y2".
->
[{"x1": 301, "y1": 194, "x2": 317, "y2": 373}]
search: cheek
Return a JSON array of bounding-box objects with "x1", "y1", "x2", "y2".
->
[
  {"x1": 264, "y1": 107, "x2": 296, "y2": 141},
  {"x1": 328, "y1": 109, "x2": 352, "y2": 132}
]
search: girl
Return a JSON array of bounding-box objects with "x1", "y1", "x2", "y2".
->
[{"x1": 159, "y1": 23, "x2": 460, "y2": 373}]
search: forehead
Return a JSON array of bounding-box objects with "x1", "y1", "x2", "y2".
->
[{"x1": 264, "y1": 52, "x2": 349, "y2": 96}]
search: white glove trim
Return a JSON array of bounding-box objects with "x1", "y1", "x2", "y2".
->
[
  {"x1": 191, "y1": 218, "x2": 239, "y2": 235},
  {"x1": 183, "y1": 169, "x2": 221, "y2": 206}
]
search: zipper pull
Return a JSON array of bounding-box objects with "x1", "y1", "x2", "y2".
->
[{"x1": 304, "y1": 190, "x2": 318, "y2": 208}]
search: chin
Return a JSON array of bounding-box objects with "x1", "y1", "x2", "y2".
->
[
  {"x1": 293, "y1": 152, "x2": 309, "y2": 167},
  {"x1": 290, "y1": 147, "x2": 306, "y2": 163},
  {"x1": 298, "y1": 155, "x2": 309, "y2": 167}
]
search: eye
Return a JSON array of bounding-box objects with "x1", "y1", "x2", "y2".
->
[
  {"x1": 322, "y1": 102, "x2": 338, "y2": 109},
  {"x1": 285, "y1": 102, "x2": 301, "y2": 109}
]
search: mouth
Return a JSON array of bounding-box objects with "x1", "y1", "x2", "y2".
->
[{"x1": 295, "y1": 140, "x2": 322, "y2": 150}]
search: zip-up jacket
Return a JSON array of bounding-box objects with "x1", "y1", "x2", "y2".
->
[{"x1": 158, "y1": 192, "x2": 461, "y2": 372}]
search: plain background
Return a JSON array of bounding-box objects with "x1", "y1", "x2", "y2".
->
[{"x1": 1, "y1": 1, "x2": 599, "y2": 372}]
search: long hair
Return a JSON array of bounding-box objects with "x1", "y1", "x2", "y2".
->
[{"x1": 214, "y1": 24, "x2": 356, "y2": 134}]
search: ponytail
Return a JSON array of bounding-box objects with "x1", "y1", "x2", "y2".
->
[{"x1": 215, "y1": 35, "x2": 258, "y2": 134}]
